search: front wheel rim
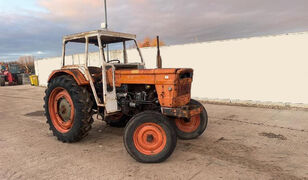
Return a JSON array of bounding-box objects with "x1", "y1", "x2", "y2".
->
[
  {"x1": 48, "y1": 87, "x2": 74, "y2": 133},
  {"x1": 175, "y1": 115, "x2": 201, "y2": 133},
  {"x1": 133, "y1": 123, "x2": 167, "y2": 155}
]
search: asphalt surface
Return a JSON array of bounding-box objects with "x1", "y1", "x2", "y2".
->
[{"x1": 0, "y1": 85, "x2": 308, "y2": 180}]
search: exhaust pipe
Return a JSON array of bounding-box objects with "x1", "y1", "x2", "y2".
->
[{"x1": 156, "y1": 36, "x2": 162, "y2": 68}]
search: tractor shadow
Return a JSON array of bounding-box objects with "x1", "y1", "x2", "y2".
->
[{"x1": 24, "y1": 110, "x2": 45, "y2": 117}]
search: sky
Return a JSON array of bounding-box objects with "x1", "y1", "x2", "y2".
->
[{"x1": 1, "y1": 0, "x2": 308, "y2": 61}]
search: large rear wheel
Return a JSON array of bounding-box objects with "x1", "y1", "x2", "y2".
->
[
  {"x1": 173, "y1": 99, "x2": 208, "y2": 140},
  {"x1": 124, "y1": 111, "x2": 177, "y2": 163},
  {"x1": 44, "y1": 75, "x2": 93, "y2": 142}
]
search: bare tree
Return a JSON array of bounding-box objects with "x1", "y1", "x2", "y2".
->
[
  {"x1": 138, "y1": 37, "x2": 165, "y2": 48},
  {"x1": 18, "y1": 56, "x2": 35, "y2": 74}
]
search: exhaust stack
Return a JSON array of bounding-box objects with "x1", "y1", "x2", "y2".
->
[{"x1": 156, "y1": 36, "x2": 162, "y2": 68}]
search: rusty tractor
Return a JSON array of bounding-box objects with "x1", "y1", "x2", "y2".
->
[{"x1": 44, "y1": 29, "x2": 208, "y2": 163}]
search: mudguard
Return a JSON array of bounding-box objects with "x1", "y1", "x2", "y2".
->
[{"x1": 48, "y1": 68, "x2": 90, "y2": 86}]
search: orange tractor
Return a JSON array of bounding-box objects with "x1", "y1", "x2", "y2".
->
[{"x1": 44, "y1": 29, "x2": 208, "y2": 163}]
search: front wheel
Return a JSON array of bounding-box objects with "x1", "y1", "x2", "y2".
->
[
  {"x1": 173, "y1": 99, "x2": 208, "y2": 140},
  {"x1": 124, "y1": 111, "x2": 177, "y2": 163}
]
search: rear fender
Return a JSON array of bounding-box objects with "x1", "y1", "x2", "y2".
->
[{"x1": 48, "y1": 68, "x2": 90, "y2": 86}]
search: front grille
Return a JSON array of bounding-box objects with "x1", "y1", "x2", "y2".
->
[{"x1": 177, "y1": 83, "x2": 191, "y2": 96}]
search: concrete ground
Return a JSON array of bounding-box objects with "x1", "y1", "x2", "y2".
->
[{"x1": 0, "y1": 85, "x2": 308, "y2": 180}]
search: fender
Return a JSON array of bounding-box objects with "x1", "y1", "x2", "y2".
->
[{"x1": 48, "y1": 68, "x2": 90, "y2": 86}]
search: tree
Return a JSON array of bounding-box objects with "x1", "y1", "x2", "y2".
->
[
  {"x1": 18, "y1": 56, "x2": 35, "y2": 74},
  {"x1": 138, "y1": 37, "x2": 165, "y2": 48}
]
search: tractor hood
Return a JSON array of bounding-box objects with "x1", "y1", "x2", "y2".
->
[
  {"x1": 110, "y1": 68, "x2": 193, "y2": 86},
  {"x1": 114, "y1": 68, "x2": 193, "y2": 76}
]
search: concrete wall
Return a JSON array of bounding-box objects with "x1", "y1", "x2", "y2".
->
[{"x1": 35, "y1": 32, "x2": 308, "y2": 104}]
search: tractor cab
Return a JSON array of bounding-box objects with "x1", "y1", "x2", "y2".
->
[
  {"x1": 62, "y1": 30, "x2": 145, "y2": 68},
  {"x1": 58, "y1": 30, "x2": 146, "y2": 113},
  {"x1": 8, "y1": 64, "x2": 21, "y2": 74}
]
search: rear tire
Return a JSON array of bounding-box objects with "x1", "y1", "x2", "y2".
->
[
  {"x1": 173, "y1": 99, "x2": 208, "y2": 140},
  {"x1": 44, "y1": 75, "x2": 93, "y2": 143},
  {"x1": 124, "y1": 111, "x2": 177, "y2": 163}
]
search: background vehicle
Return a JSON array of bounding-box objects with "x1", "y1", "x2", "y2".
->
[
  {"x1": 0, "y1": 64, "x2": 30, "y2": 86},
  {"x1": 44, "y1": 29, "x2": 208, "y2": 163}
]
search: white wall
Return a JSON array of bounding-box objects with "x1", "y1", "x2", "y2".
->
[{"x1": 35, "y1": 32, "x2": 308, "y2": 104}]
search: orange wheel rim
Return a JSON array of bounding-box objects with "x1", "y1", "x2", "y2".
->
[
  {"x1": 175, "y1": 115, "x2": 200, "y2": 133},
  {"x1": 133, "y1": 123, "x2": 167, "y2": 155},
  {"x1": 48, "y1": 87, "x2": 74, "y2": 133}
]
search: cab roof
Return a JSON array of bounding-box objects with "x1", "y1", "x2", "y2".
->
[{"x1": 63, "y1": 29, "x2": 136, "y2": 45}]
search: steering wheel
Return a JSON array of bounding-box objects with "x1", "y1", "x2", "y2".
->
[{"x1": 108, "y1": 59, "x2": 121, "y2": 63}]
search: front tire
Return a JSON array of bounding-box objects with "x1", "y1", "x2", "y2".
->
[
  {"x1": 44, "y1": 75, "x2": 93, "y2": 143},
  {"x1": 124, "y1": 111, "x2": 177, "y2": 163},
  {"x1": 173, "y1": 99, "x2": 208, "y2": 140}
]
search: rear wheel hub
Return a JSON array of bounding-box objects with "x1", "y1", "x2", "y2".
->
[
  {"x1": 48, "y1": 87, "x2": 75, "y2": 133},
  {"x1": 58, "y1": 98, "x2": 71, "y2": 122}
]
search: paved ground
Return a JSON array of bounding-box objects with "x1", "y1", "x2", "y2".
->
[{"x1": 0, "y1": 85, "x2": 308, "y2": 180}]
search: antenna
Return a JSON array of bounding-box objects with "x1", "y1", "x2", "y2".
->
[
  {"x1": 103, "y1": 0, "x2": 109, "y2": 62},
  {"x1": 104, "y1": 0, "x2": 108, "y2": 29}
]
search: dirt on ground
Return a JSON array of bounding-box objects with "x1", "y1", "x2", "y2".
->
[{"x1": 0, "y1": 85, "x2": 308, "y2": 180}]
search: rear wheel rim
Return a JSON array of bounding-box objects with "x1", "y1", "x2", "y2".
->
[
  {"x1": 48, "y1": 87, "x2": 74, "y2": 133},
  {"x1": 133, "y1": 123, "x2": 167, "y2": 155},
  {"x1": 175, "y1": 115, "x2": 201, "y2": 133}
]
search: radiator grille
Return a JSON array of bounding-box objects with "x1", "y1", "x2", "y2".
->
[{"x1": 177, "y1": 83, "x2": 191, "y2": 96}]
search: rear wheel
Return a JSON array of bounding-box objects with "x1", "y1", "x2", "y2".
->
[
  {"x1": 124, "y1": 111, "x2": 177, "y2": 163},
  {"x1": 44, "y1": 75, "x2": 93, "y2": 142},
  {"x1": 173, "y1": 99, "x2": 208, "y2": 140}
]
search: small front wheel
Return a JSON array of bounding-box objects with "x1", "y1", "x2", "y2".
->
[
  {"x1": 173, "y1": 99, "x2": 208, "y2": 140},
  {"x1": 124, "y1": 111, "x2": 177, "y2": 163}
]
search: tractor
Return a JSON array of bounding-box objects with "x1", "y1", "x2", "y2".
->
[
  {"x1": 0, "y1": 64, "x2": 21, "y2": 86},
  {"x1": 44, "y1": 29, "x2": 208, "y2": 163}
]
